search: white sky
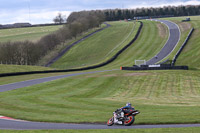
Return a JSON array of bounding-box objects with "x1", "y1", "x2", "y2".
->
[{"x1": 0, "y1": 0, "x2": 200, "y2": 24}]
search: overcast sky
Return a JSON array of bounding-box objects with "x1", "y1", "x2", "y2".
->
[{"x1": 0, "y1": 0, "x2": 200, "y2": 24}]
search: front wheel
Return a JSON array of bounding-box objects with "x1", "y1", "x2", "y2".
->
[
  {"x1": 124, "y1": 116, "x2": 135, "y2": 126},
  {"x1": 107, "y1": 117, "x2": 114, "y2": 126}
]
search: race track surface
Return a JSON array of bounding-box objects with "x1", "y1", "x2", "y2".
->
[
  {"x1": 146, "y1": 19, "x2": 180, "y2": 65},
  {"x1": 0, "y1": 119, "x2": 200, "y2": 130}
]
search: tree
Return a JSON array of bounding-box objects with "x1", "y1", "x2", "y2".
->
[
  {"x1": 53, "y1": 13, "x2": 66, "y2": 24},
  {"x1": 69, "y1": 21, "x2": 82, "y2": 39}
]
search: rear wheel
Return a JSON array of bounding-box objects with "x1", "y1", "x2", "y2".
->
[
  {"x1": 107, "y1": 117, "x2": 114, "y2": 126},
  {"x1": 124, "y1": 116, "x2": 135, "y2": 126}
]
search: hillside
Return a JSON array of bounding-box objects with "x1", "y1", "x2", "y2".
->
[
  {"x1": 51, "y1": 20, "x2": 168, "y2": 70},
  {"x1": 0, "y1": 25, "x2": 62, "y2": 42}
]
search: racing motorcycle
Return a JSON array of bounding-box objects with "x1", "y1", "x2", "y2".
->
[{"x1": 107, "y1": 108, "x2": 140, "y2": 126}]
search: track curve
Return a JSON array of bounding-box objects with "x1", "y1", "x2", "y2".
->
[{"x1": 146, "y1": 19, "x2": 180, "y2": 65}]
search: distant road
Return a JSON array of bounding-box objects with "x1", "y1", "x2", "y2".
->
[
  {"x1": 0, "y1": 70, "x2": 117, "y2": 92},
  {"x1": 146, "y1": 19, "x2": 180, "y2": 65}
]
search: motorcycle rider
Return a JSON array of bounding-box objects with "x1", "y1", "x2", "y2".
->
[
  {"x1": 115, "y1": 102, "x2": 135, "y2": 119},
  {"x1": 107, "y1": 102, "x2": 139, "y2": 126}
]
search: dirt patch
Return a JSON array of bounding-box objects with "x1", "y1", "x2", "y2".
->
[
  {"x1": 156, "y1": 23, "x2": 167, "y2": 38},
  {"x1": 179, "y1": 22, "x2": 191, "y2": 32},
  {"x1": 86, "y1": 74, "x2": 118, "y2": 78},
  {"x1": 85, "y1": 73, "x2": 151, "y2": 78},
  {"x1": 123, "y1": 72, "x2": 151, "y2": 77},
  {"x1": 103, "y1": 74, "x2": 118, "y2": 77}
]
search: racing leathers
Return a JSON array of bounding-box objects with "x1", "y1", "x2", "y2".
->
[{"x1": 115, "y1": 105, "x2": 135, "y2": 118}]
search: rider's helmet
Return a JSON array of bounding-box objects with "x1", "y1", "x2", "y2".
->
[{"x1": 126, "y1": 102, "x2": 131, "y2": 107}]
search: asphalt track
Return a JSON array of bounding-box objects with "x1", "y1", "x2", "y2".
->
[
  {"x1": 1, "y1": 118, "x2": 200, "y2": 130},
  {"x1": 146, "y1": 19, "x2": 180, "y2": 65},
  {"x1": 0, "y1": 20, "x2": 199, "y2": 130}
]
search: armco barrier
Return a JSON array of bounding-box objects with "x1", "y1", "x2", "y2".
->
[
  {"x1": 122, "y1": 65, "x2": 188, "y2": 71},
  {"x1": 172, "y1": 28, "x2": 194, "y2": 66},
  {"x1": 0, "y1": 21, "x2": 143, "y2": 77}
]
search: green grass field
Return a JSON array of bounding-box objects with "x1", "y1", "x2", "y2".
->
[
  {"x1": 0, "y1": 25, "x2": 62, "y2": 42},
  {"x1": 0, "y1": 70, "x2": 199, "y2": 124},
  {"x1": 1, "y1": 127, "x2": 200, "y2": 133}
]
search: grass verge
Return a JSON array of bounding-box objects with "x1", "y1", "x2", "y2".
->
[
  {"x1": 1, "y1": 127, "x2": 200, "y2": 133},
  {"x1": 0, "y1": 65, "x2": 52, "y2": 74},
  {"x1": 169, "y1": 16, "x2": 200, "y2": 69}
]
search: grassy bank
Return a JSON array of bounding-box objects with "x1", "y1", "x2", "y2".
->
[
  {"x1": 51, "y1": 21, "x2": 140, "y2": 69},
  {"x1": 0, "y1": 70, "x2": 199, "y2": 124},
  {"x1": 0, "y1": 25, "x2": 63, "y2": 43},
  {"x1": 171, "y1": 16, "x2": 200, "y2": 69}
]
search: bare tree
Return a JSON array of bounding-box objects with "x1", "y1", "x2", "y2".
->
[{"x1": 53, "y1": 13, "x2": 66, "y2": 24}]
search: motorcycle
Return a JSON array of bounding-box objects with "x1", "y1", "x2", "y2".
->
[{"x1": 107, "y1": 108, "x2": 140, "y2": 126}]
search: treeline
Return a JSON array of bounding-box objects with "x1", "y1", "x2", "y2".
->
[
  {"x1": 0, "y1": 11, "x2": 105, "y2": 65},
  {"x1": 102, "y1": 5, "x2": 200, "y2": 21}
]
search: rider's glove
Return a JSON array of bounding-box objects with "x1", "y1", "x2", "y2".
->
[{"x1": 115, "y1": 108, "x2": 122, "y2": 113}]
